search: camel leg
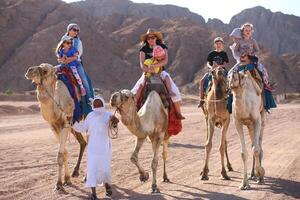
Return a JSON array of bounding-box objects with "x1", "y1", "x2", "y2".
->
[
  {"x1": 252, "y1": 117, "x2": 265, "y2": 184},
  {"x1": 235, "y1": 119, "x2": 250, "y2": 190},
  {"x1": 246, "y1": 125, "x2": 256, "y2": 180},
  {"x1": 63, "y1": 149, "x2": 72, "y2": 185},
  {"x1": 225, "y1": 140, "x2": 234, "y2": 171},
  {"x1": 71, "y1": 130, "x2": 87, "y2": 177},
  {"x1": 151, "y1": 135, "x2": 163, "y2": 193},
  {"x1": 55, "y1": 127, "x2": 69, "y2": 191},
  {"x1": 162, "y1": 137, "x2": 170, "y2": 182},
  {"x1": 130, "y1": 137, "x2": 149, "y2": 182},
  {"x1": 220, "y1": 118, "x2": 230, "y2": 180},
  {"x1": 200, "y1": 117, "x2": 215, "y2": 180}
]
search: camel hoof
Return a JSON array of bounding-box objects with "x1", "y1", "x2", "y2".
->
[
  {"x1": 221, "y1": 175, "x2": 231, "y2": 180},
  {"x1": 151, "y1": 184, "x2": 160, "y2": 193},
  {"x1": 139, "y1": 172, "x2": 149, "y2": 182},
  {"x1": 257, "y1": 177, "x2": 265, "y2": 184},
  {"x1": 72, "y1": 169, "x2": 79, "y2": 177},
  {"x1": 239, "y1": 183, "x2": 250, "y2": 190},
  {"x1": 54, "y1": 181, "x2": 65, "y2": 193},
  {"x1": 163, "y1": 177, "x2": 170, "y2": 183},
  {"x1": 200, "y1": 175, "x2": 209, "y2": 180},
  {"x1": 227, "y1": 165, "x2": 234, "y2": 172},
  {"x1": 81, "y1": 176, "x2": 87, "y2": 183},
  {"x1": 248, "y1": 175, "x2": 257, "y2": 181}
]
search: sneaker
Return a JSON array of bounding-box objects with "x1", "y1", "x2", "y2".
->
[
  {"x1": 88, "y1": 194, "x2": 98, "y2": 200},
  {"x1": 176, "y1": 113, "x2": 186, "y2": 120},
  {"x1": 198, "y1": 100, "x2": 205, "y2": 108}
]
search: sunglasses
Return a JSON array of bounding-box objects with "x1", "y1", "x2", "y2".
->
[
  {"x1": 64, "y1": 41, "x2": 72, "y2": 45},
  {"x1": 71, "y1": 28, "x2": 79, "y2": 32},
  {"x1": 147, "y1": 36, "x2": 156, "y2": 40}
]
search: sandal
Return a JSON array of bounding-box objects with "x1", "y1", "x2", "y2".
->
[{"x1": 105, "y1": 183, "x2": 113, "y2": 197}]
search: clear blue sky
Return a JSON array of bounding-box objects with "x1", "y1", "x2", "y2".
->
[{"x1": 63, "y1": 0, "x2": 300, "y2": 23}]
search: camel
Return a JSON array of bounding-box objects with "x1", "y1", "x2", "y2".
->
[
  {"x1": 200, "y1": 66, "x2": 233, "y2": 181},
  {"x1": 110, "y1": 89, "x2": 169, "y2": 193},
  {"x1": 25, "y1": 63, "x2": 87, "y2": 191},
  {"x1": 228, "y1": 57, "x2": 265, "y2": 190}
]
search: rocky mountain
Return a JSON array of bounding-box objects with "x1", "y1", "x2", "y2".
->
[
  {"x1": 0, "y1": 0, "x2": 299, "y2": 94},
  {"x1": 207, "y1": 6, "x2": 300, "y2": 55},
  {"x1": 73, "y1": 0, "x2": 205, "y2": 25}
]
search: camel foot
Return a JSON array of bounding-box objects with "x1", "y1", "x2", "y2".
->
[
  {"x1": 163, "y1": 177, "x2": 170, "y2": 183},
  {"x1": 139, "y1": 172, "x2": 149, "y2": 182},
  {"x1": 200, "y1": 171, "x2": 209, "y2": 180},
  {"x1": 151, "y1": 184, "x2": 160, "y2": 193},
  {"x1": 248, "y1": 174, "x2": 257, "y2": 181},
  {"x1": 54, "y1": 181, "x2": 65, "y2": 193},
  {"x1": 72, "y1": 168, "x2": 79, "y2": 177},
  {"x1": 64, "y1": 176, "x2": 72, "y2": 185},
  {"x1": 257, "y1": 177, "x2": 265, "y2": 185},
  {"x1": 227, "y1": 164, "x2": 234, "y2": 172},
  {"x1": 81, "y1": 176, "x2": 87, "y2": 183},
  {"x1": 220, "y1": 174, "x2": 231, "y2": 180},
  {"x1": 239, "y1": 181, "x2": 250, "y2": 190}
]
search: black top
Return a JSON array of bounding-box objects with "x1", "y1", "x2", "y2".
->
[
  {"x1": 140, "y1": 43, "x2": 168, "y2": 59},
  {"x1": 207, "y1": 50, "x2": 229, "y2": 66}
]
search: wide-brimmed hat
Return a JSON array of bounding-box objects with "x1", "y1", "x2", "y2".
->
[{"x1": 140, "y1": 28, "x2": 163, "y2": 42}]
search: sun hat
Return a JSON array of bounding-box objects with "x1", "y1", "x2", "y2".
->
[{"x1": 140, "y1": 28, "x2": 163, "y2": 42}]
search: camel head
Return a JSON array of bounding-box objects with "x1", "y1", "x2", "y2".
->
[
  {"x1": 211, "y1": 66, "x2": 227, "y2": 83},
  {"x1": 110, "y1": 89, "x2": 135, "y2": 113},
  {"x1": 228, "y1": 70, "x2": 250, "y2": 90},
  {"x1": 25, "y1": 63, "x2": 56, "y2": 86}
]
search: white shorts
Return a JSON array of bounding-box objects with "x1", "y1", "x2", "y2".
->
[{"x1": 131, "y1": 71, "x2": 182, "y2": 102}]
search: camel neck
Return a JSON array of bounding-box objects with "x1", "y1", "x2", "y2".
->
[{"x1": 120, "y1": 105, "x2": 146, "y2": 139}]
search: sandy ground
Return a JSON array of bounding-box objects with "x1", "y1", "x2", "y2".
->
[{"x1": 0, "y1": 102, "x2": 300, "y2": 200}]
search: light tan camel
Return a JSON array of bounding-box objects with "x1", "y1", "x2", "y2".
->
[
  {"x1": 25, "y1": 63, "x2": 86, "y2": 191},
  {"x1": 228, "y1": 61, "x2": 265, "y2": 190},
  {"x1": 110, "y1": 89, "x2": 169, "y2": 193},
  {"x1": 200, "y1": 66, "x2": 233, "y2": 181}
]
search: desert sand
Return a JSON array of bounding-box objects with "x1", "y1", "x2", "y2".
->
[{"x1": 0, "y1": 101, "x2": 299, "y2": 200}]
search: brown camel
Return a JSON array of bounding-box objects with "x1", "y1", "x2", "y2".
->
[
  {"x1": 200, "y1": 66, "x2": 233, "y2": 181},
  {"x1": 110, "y1": 90, "x2": 169, "y2": 193},
  {"x1": 25, "y1": 63, "x2": 86, "y2": 191},
  {"x1": 228, "y1": 56, "x2": 265, "y2": 190}
]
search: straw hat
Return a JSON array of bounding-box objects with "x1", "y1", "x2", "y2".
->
[{"x1": 140, "y1": 28, "x2": 163, "y2": 42}]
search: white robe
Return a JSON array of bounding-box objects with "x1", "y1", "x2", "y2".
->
[{"x1": 73, "y1": 109, "x2": 112, "y2": 187}]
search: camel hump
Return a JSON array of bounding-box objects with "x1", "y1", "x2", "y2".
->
[{"x1": 145, "y1": 91, "x2": 163, "y2": 106}]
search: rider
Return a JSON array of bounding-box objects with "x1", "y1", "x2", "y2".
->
[
  {"x1": 199, "y1": 37, "x2": 229, "y2": 108},
  {"x1": 61, "y1": 23, "x2": 94, "y2": 115},
  {"x1": 56, "y1": 35, "x2": 86, "y2": 96},
  {"x1": 231, "y1": 23, "x2": 273, "y2": 91},
  {"x1": 131, "y1": 29, "x2": 185, "y2": 120}
]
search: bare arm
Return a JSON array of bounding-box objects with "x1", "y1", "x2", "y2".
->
[
  {"x1": 234, "y1": 40, "x2": 243, "y2": 58},
  {"x1": 139, "y1": 51, "x2": 150, "y2": 72},
  {"x1": 252, "y1": 39, "x2": 260, "y2": 55}
]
